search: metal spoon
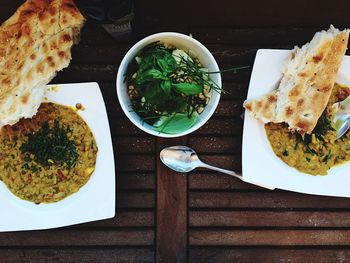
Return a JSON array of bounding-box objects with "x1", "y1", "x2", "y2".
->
[
  {"x1": 333, "y1": 95, "x2": 350, "y2": 139},
  {"x1": 160, "y1": 145, "x2": 242, "y2": 180}
]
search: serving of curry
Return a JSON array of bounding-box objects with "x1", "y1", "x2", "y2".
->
[
  {"x1": 0, "y1": 103, "x2": 98, "y2": 204},
  {"x1": 265, "y1": 83, "x2": 350, "y2": 175}
]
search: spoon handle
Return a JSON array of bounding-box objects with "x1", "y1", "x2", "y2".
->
[{"x1": 200, "y1": 162, "x2": 242, "y2": 180}]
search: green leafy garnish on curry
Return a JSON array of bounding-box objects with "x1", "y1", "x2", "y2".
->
[
  {"x1": 265, "y1": 83, "x2": 350, "y2": 175},
  {"x1": 20, "y1": 120, "x2": 78, "y2": 169}
]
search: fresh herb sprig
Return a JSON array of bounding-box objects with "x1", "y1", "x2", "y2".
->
[
  {"x1": 20, "y1": 120, "x2": 78, "y2": 169},
  {"x1": 293, "y1": 112, "x2": 335, "y2": 157},
  {"x1": 313, "y1": 113, "x2": 336, "y2": 141}
]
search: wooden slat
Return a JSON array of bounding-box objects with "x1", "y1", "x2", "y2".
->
[
  {"x1": 82, "y1": 211, "x2": 154, "y2": 228},
  {"x1": 113, "y1": 119, "x2": 149, "y2": 135},
  {"x1": 189, "y1": 248, "x2": 350, "y2": 263},
  {"x1": 118, "y1": 192, "x2": 155, "y2": 209},
  {"x1": 214, "y1": 100, "x2": 244, "y2": 117},
  {"x1": 0, "y1": 230, "x2": 154, "y2": 246},
  {"x1": 190, "y1": 192, "x2": 350, "y2": 209},
  {"x1": 79, "y1": 22, "x2": 119, "y2": 46},
  {"x1": 188, "y1": 136, "x2": 242, "y2": 154},
  {"x1": 0, "y1": 248, "x2": 154, "y2": 263},
  {"x1": 220, "y1": 71, "x2": 252, "y2": 83},
  {"x1": 156, "y1": 138, "x2": 188, "y2": 262},
  {"x1": 190, "y1": 211, "x2": 350, "y2": 227},
  {"x1": 208, "y1": 46, "x2": 258, "y2": 65},
  {"x1": 189, "y1": 173, "x2": 258, "y2": 190},
  {"x1": 190, "y1": 230, "x2": 350, "y2": 246},
  {"x1": 72, "y1": 45, "x2": 129, "y2": 64},
  {"x1": 198, "y1": 155, "x2": 241, "y2": 171},
  {"x1": 100, "y1": 88, "x2": 247, "y2": 120},
  {"x1": 118, "y1": 173, "x2": 155, "y2": 190},
  {"x1": 191, "y1": 27, "x2": 321, "y2": 45},
  {"x1": 116, "y1": 154, "x2": 155, "y2": 172},
  {"x1": 104, "y1": 105, "x2": 127, "y2": 119},
  {"x1": 111, "y1": 116, "x2": 243, "y2": 136},
  {"x1": 79, "y1": 30, "x2": 286, "y2": 63},
  {"x1": 221, "y1": 82, "x2": 248, "y2": 100},
  {"x1": 109, "y1": 100, "x2": 245, "y2": 119},
  {"x1": 52, "y1": 65, "x2": 250, "y2": 87},
  {"x1": 115, "y1": 137, "x2": 155, "y2": 154},
  {"x1": 196, "y1": 119, "x2": 243, "y2": 135},
  {"x1": 53, "y1": 64, "x2": 118, "y2": 83},
  {"x1": 138, "y1": 0, "x2": 350, "y2": 27}
]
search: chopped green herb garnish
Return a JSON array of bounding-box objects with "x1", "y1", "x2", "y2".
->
[
  {"x1": 313, "y1": 113, "x2": 335, "y2": 141},
  {"x1": 294, "y1": 134, "x2": 303, "y2": 150},
  {"x1": 305, "y1": 157, "x2": 311, "y2": 162},
  {"x1": 20, "y1": 120, "x2": 78, "y2": 168},
  {"x1": 305, "y1": 147, "x2": 317, "y2": 155},
  {"x1": 30, "y1": 165, "x2": 39, "y2": 173},
  {"x1": 292, "y1": 111, "x2": 335, "y2": 157},
  {"x1": 21, "y1": 163, "x2": 30, "y2": 170},
  {"x1": 323, "y1": 150, "x2": 332, "y2": 163},
  {"x1": 23, "y1": 154, "x2": 31, "y2": 162},
  {"x1": 282, "y1": 149, "x2": 289, "y2": 156}
]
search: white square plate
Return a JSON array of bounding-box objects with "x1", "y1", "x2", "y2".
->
[
  {"x1": 0, "y1": 82, "x2": 115, "y2": 232},
  {"x1": 243, "y1": 49, "x2": 350, "y2": 197}
]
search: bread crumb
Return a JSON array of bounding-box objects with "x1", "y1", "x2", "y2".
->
[{"x1": 48, "y1": 85, "x2": 59, "y2": 92}]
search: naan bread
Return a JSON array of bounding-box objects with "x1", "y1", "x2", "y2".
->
[
  {"x1": 244, "y1": 26, "x2": 349, "y2": 134},
  {"x1": 0, "y1": 0, "x2": 85, "y2": 126}
]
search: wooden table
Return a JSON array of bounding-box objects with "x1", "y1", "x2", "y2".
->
[{"x1": 2, "y1": 0, "x2": 350, "y2": 262}]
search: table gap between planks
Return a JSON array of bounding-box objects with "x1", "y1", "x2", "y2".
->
[{"x1": 1, "y1": 0, "x2": 350, "y2": 262}]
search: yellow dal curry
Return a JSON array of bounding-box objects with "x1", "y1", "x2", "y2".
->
[
  {"x1": 265, "y1": 83, "x2": 350, "y2": 175},
  {"x1": 0, "y1": 103, "x2": 98, "y2": 204}
]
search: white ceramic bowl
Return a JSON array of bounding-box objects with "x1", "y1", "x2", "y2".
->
[{"x1": 116, "y1": 32, "x2": 222, "y2": 137}]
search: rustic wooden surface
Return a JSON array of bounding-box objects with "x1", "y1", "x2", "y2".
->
[{"x1": 1, "y1": 0, "x2": 350, "y2": 262}]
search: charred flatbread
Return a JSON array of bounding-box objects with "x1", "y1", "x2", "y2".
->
[
  {"x1": 244, "y1": 26, "x2": 349, "y2": 134},
  {"x1": 0, "y1": 0, "x2": 85, "y2": 126}
]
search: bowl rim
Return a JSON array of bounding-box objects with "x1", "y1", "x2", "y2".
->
[{"x1": 116, "y1": 32, "x2": 222, "y2": 138}]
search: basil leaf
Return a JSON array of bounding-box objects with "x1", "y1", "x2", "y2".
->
[
  {"x1": 157, "y1": 54, "x2": 177, "y2": 73},
  {"x1": 137, "y1": 55, "x2": 155, "y2": 72},
  {"x1": 154, "y1": 112, "x2": 198, "y2": 134},
  {"x1": 160, "y1": 80, "x2": 172, "y2": 95},
  {"x1": 135, "y1": 69, "x2": 168, "y2": 85},
  {"x1": 172, "y1": 82, "x2": 202, "y2": 95},
  {"x1": 147, "y1": 69, "x2": 167, "y2": 79},
  {"x1": 144, "y1": 85, "x2": 164, "y2": 104}
]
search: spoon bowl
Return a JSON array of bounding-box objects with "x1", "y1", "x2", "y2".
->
[
  {"x1": 333, "y1": 95, "x2": 350, "y2": 139},
  {"x1": 160, "y1": 146, "x2": 201, "y2": 173}
]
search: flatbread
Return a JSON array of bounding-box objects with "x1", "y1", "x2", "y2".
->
[
  {"x1": 244, "y1": 26, "x2": 349, "y2": 134},
  {"x1": 0, "y1": 0, "x2": 85, "y2": 126}
]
